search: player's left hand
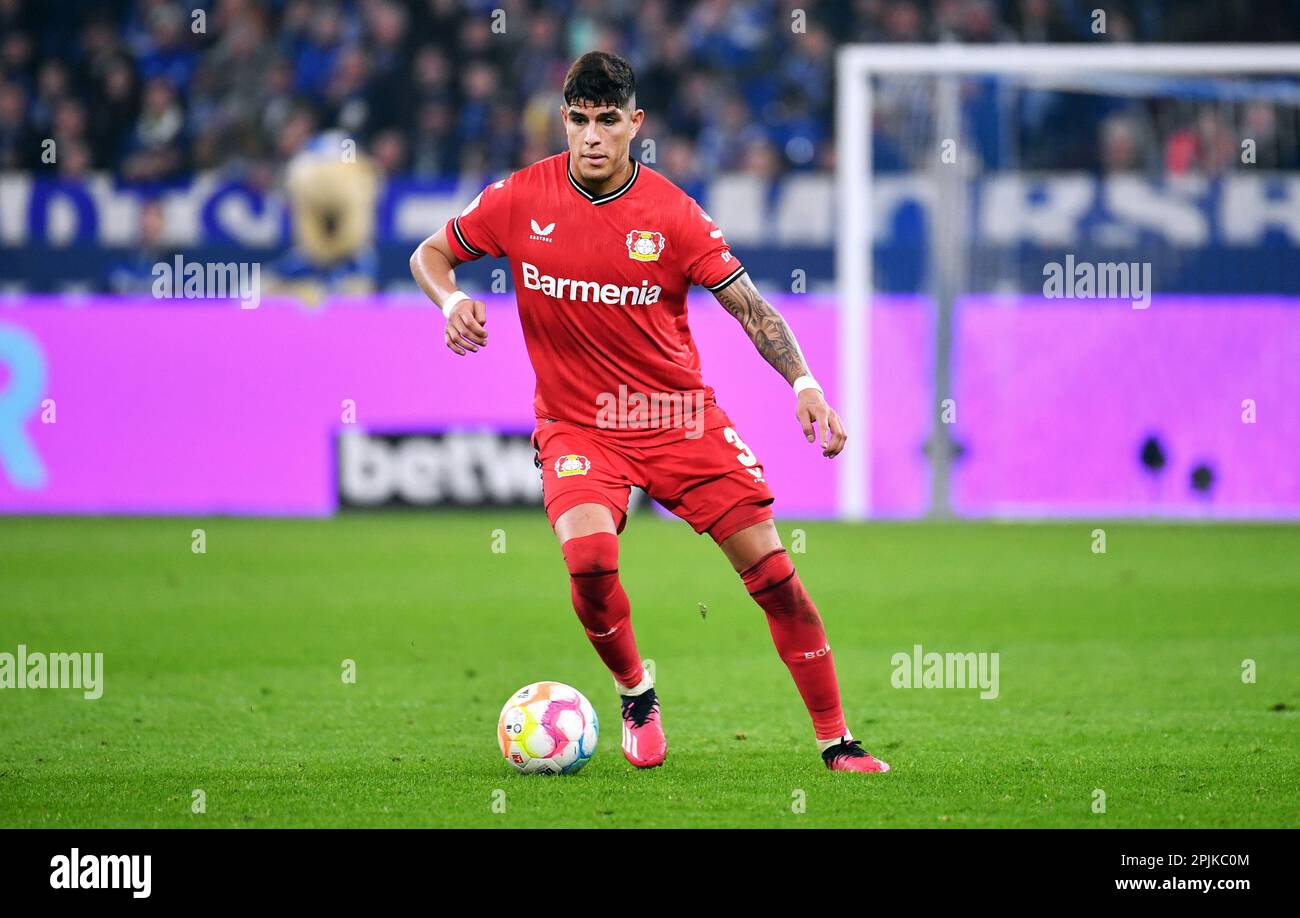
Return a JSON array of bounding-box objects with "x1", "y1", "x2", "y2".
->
[{"x1": 796, "y1": 389, "x2": 847, "y2": 458}]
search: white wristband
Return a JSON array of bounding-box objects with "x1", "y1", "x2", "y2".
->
[
  {"x1": 440, "y1": 290, "x2": 469, "y2": 319},
  {"x1": 794, "y1": 375, "x2": 822, "y2": 396}
]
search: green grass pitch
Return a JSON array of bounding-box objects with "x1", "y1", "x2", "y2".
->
[{"x1": 1, "y1": 512, "x2": 1297, "y2": 828}]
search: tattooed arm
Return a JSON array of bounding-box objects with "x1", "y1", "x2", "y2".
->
[{"x1": 713, "y1": 272, "x2": 847, "y2": 458}]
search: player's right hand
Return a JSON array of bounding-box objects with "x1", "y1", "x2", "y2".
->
[{"x1": 445, "y1": 298, "x2": 488, "y2": 355}]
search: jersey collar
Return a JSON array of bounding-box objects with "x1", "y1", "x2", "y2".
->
[{"x1": 566, "y1": 155, "x2": 640, "y2": 206}]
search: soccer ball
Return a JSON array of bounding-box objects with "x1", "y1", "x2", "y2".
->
[{"x1": 497, "y1": 681, "x2": 598, "y2": 775}]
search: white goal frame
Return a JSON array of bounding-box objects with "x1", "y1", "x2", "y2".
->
[{"x1": 835, "y1": 43, "x2": 1300, "y2": 520}]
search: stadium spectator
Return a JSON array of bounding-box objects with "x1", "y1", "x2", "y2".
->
[
  {"x1": 107, "y1": 197, "x2": 172, "y2": 294},
  {"x1": 133, "y1": 2, "x2": 199, "y2": 93},
  {"x1": 89, "y1": 56, "x2": 140, "y2": 170},
  {"x1": 1100, "y1": 113, "x2": 1154, "y2": 173},
  {"x1": 0, "y1": 80, "x2": 35, "y2": 169},
  {"x1": 410, "y1": 98, "x2": 459, "y2": 177},
  {"x1": 121, "y1": 76, "x2": 187, "y2": 181},
  {"x1": 1165, "y1": 109, "x2": 1241, "y2": 177}
]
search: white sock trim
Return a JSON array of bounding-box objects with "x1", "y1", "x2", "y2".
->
[
  {"x1": 615, "y1": 663, "x2": 654, "y2": 697},
  {"x1": 816, "y1": 730, "x2": 854, "y2": 754}
]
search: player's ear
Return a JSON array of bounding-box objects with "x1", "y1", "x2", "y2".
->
[{"x1": 629, "y1": 107, "x2": 645, "y2": 136}]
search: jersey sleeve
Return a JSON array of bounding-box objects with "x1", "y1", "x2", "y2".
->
[
  {"x1": 443, "y1": 176, "x2": 512, "y2": 261},
  {"x1": 678, "y1": 199, "x2": 746, "y2": 293}
]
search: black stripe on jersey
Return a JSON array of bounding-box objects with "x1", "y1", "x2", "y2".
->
[
  {"x1": 452, "y1": 217, "x2": 486, "y2": 257},
  {"x1": 566, "y1": 157, "x2": 640, "y2": 206},
  {"x1": 706, "y1": 265, "x2": 747, "y2": 293}
]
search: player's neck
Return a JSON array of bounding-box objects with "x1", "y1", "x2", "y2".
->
[{"x1": 568, "y1": 154, "x2": 634, "y2": 198}]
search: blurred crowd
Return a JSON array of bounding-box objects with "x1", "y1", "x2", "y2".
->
[{"x1": 1, "y1": 0, "x2": 1298, "y2": 188}]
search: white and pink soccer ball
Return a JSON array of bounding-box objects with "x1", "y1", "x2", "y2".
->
[{"x1": 497, "y1": 681, "x2": 598, "y2": 775}]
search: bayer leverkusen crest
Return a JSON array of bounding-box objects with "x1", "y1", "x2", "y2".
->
[
  {"x1": 626, "y1": 230, "x2": 665, "y2": 262},
  {"x1": 554, "y1": 454, "x2": 591, "y2": 478}
]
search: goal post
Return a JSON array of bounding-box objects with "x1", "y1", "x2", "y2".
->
[{"x1": 834, "y1": 43, "x2": 1300, "y2": 521}]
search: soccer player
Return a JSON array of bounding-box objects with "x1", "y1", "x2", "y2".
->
[{"x1": 411, "y1": 51, "x2": 889, "y2": 773}]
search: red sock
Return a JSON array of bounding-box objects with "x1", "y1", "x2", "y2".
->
[
  {"x1": 741, "y1": 548, "x2": 848, "y2": 740},
  {"x1": 562, "y1": 532, "x2": 644, "y2": 689}
]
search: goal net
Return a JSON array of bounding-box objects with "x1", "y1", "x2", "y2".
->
[{"x1": 835, "y1": 44, "x2": 1300, "y2": 520}]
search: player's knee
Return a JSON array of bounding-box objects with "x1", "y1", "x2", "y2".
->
[
  {"x1": 739, "y1": 547, "x2": 795, "y2": 595},
  {"x1": 563, "y1": 531, "x2": 622, "y2": 600},
  {"x1": 563, "y1": 531, "x2": 619, "y2": 576},
  {"x1": 742, "y1": 548, "x2": 823, "y2": 627}
]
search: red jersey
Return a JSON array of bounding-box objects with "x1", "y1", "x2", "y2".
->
[{"x1": 442, "y1": 153, "x2": 746, "y2": 444}]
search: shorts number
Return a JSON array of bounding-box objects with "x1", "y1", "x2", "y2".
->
[{"x1": 723, "y1": 427, "x2": 757, "y2": 467}]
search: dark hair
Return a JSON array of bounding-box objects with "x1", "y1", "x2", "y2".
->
[{"x1": 562, "y1": 51, "x2": 636, "y2": 109}]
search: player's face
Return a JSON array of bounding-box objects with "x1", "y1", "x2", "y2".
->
[{"x1": 562, "y1": 101, "x2": 644, "y2": 184}]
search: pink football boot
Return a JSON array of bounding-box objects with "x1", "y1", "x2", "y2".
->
[
  {"x1": 822, "y1": 739, "x2": 891, "y2": 773},
  {"x1": 619, "y1": 687, "x2": 666, "y2": 768}
]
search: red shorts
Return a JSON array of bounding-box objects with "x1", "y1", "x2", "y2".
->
[{"x1": 532, "y1": 415, "x2": 775, "y2": 544}]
